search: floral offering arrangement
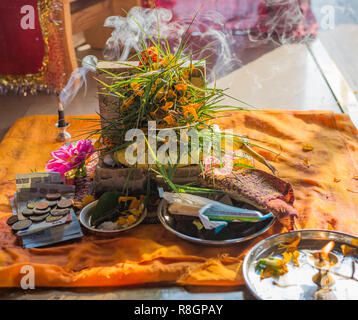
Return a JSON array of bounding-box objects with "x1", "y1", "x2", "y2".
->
[
  {"x1": 44, "y1": 12, "x2": 298, "y2": 236},
  {"x1": 78, "y1": 11, "x2": 265, "y2": 175}
]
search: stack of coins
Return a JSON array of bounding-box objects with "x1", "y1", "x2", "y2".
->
[
  {"x1": 8, "y1": 193, "x2": 75, "y2": 233},
  {"x1": 16, "y1": 193, "x2": 74, "y2": 227}
]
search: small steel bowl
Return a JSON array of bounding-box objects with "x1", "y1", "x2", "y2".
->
[
  {"x1": 79, "y1": 200, "x2": 147, "y2": 237},
  {"x1": 157, "y1": 199, "x2": 275, "y2": 246}
]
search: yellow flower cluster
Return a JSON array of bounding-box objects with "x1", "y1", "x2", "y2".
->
[
  {"x1": 114, "y1": 47, "x2": 205, "y2": 128},
  {"x1": 73, "y1": 194, "x2": 96, "y2": 209},
  {"x1": 181, "y1": 103, "x2": 200, "y2": 121},
  {"x1": 116, "y1": 215, "x2": 137, "y2": 227},
  {"x1": 115, "y1": 196, "x2": 144, "y2": 227}
]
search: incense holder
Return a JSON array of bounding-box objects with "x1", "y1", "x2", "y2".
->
[{"x1": 55, "y1": 122, "x2": 71, "y2": 142}]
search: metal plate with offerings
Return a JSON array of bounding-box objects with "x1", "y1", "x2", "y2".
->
[
  {"x1": 79, "y1": 194, "x2": 147, "y2": 237},
  {"x1": 243, "y1": 229, "x2": 358, "y2": 300},
  {"x1": 157, "y1": 192, "x2": 275, "y2": 246}
]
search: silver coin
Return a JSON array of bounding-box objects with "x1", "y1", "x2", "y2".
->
[
  {"x1": 22, "y1": 208, "x2": 34, "y2": 217},
  {"x1": 57, "y1": 198, "x2": 73, "y2": 209},
  {"x1": 32, "y1": 207, "x2": 51, "y2": 215},
  {"x1": 46, "y1": 215, "x2": 63, "y2": 223},
  {"x1": 30, "y1": 214, "x2": 49, "y2": 222},
  {"x1": 12, "y1": 219, "x2": 32, "y2": 231},
  {"x1": 26, "y1": 201, "x2": 38, "y2": 209},
  {"x1": 46, "y1": 200, "x2": 58, "y2": 207},
  {"x1": 7, "y1": 215, "x2": 19, "y2": 226},
  {"x1": 50, "y1": 208, "x2": 70, "y2": 217},
  {"x1": 46, "y1": 193, "x2": 61, "y2": 201}
]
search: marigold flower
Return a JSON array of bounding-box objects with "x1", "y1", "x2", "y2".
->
[
  {"x1": 341, "y1": 244, "x2": 355, "y2": 257},
  {"x1": 302, "y1": 144, "x2": 314, "y2": 152},
  {"x1": 278, "y1": 236, "x2": 301, "y2": 252},
  {"x1": 163, "y1": 114, "x2": 175, "y2": 125},
  {"x1": 155, "y1": 87, "x2": 165, "y2": 99},
  {"x1": 167, "y1": 90, "x2": 177, "y2": 98},
  {"x1": 127, "y1": 215, "x2": 136, "y2": 225},
  {"x1": 123, "y1": 95, "x2": 135, "y2": 108},
  {"x1": 150, "y1": 107, "x2": 159, "y2": 118},
  {"x1": 138, "y1": 46, "x2": 162, "y2": 66},
  {"x1": 178, "y1": 96, "x2": 188, "y2": 104},
  {"x1": 116, "y1": 217, "x2": 127, "y2": 226},
  {"x1": 130, "y1": 82, "x2": 140, "y2": 91},
  {"x1": 292, "y1": 250, "x2": 300, "y2": 267},
  {"x1": 182, "y1": 104, "x2": 198, "y2": 120},
  {"x1": 136, "y1": 90, "x2": 144, "y2": 97},
  {"x1": 161, "y1": 101, "x2": 173, "y2": 112},
  {"x1": 74, "y1": 194, "x2": 96, "y2": 209},
  {"x1": 103, "y1": 137, "x2": 115, "y2": 148},
  {"x1": 174, "y1": 83, "x2": 187, "y2": 95}
]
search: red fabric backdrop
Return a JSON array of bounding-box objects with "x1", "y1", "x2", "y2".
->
[{"x1": 0, "y1": 0, "x2": 45, "y2": 75}]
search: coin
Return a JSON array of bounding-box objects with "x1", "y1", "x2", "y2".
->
[
  {"x1": 57, "y1": 198, "x2": 73, "y2": 209},
  {"x1": 46, "y1": 215, "x2": 63, "y2": 223},
  {"x1": 7, "y1": 215, "x2": 19, "y2": 226},
  {"x1": 50, "y1": 208, "x2": 70, "y2": 217},
  {"x1": 12, "y1": 219, "x2": 32, "y2": 231},
  {"x1": 27, "y1": 202, "x2": 38, "y2": 209},
  {"x1": 46, "y1": 200, "x2": 58, "y2": 207},
  {"x1": 30, "y1": 214, "x2": 49, "y2": 222},
  {"x1": 32, "y1": 207, "x2": 51, "y2": 215},
  {"x1": 22, "y1": 208, "x2": 34, "y2": 217},
  {"x1": 36, "y1": 202, "x2": 49, "y2": 210},
  {"x1": 46, "y1": 193, "x2": 61, "y2": 201}
]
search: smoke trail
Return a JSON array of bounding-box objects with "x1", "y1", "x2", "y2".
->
[
  {"x1": 248, "y1": 0, "x2": 318, "y2": 45},
  {"x1": 103, "y1": 7, "x2": 241, "y2": 83},
  {"x1": 60, "y1": 2, "x2": 318, "y2": 107},
  {"x1": 185, "y1": 10, "x2": 242, "y2": 83},
  {"x1": 59, "y1": 55, "x2": 97, "y2": 108},
  {"x1": 103, "y1": 7, "x2": 186, "y2": 61}
]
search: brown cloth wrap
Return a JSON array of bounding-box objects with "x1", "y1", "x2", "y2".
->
[
  {"x1": 0, "y1": 110, "x2": 358, "y2": 288},
  {"x1": 199, "y1": 168, "x2": 298, "y2": 229}
]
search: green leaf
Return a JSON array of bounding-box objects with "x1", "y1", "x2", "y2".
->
[{"x1": 90, "y1": 191, "x2": 120, "y2": 223}]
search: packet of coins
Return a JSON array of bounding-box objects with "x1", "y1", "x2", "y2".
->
[
  {"x1": 15, "y1": 172, "x2": 63, "y2": 212},
  {"x1": 16, "y1": 183, "x2": 75, "y2": 213}
]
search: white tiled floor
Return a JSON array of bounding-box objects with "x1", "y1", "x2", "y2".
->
[{"x1": 215, "y1": 42, "x2": 340, "y2": 112}]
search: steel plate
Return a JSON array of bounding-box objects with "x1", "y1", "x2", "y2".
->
[
  {"x1": 157, "y1": 199, "x2": 276, "y2": 246},
  {"x1": 79, "y1": 200, "x2": 147, "y2": 237},
  {"x1": 243, "y1": 229, "x2": 358, "y2": 300}
]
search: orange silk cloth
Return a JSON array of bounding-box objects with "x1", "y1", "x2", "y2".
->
[{"x1": 1, "y1": 110, "x2": 358, "y2": 288}]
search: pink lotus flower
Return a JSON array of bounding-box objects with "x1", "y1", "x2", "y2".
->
[{"x1": 46, "y1": 140, "x2": 94, "y2": 177}]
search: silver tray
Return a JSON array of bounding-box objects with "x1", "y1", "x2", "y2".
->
[
  {"x1": 157, "y1": 199, "x2": 275, "y2": 246},
  {"x1": 243, "y1": 229, "x2": 358, "y2": 300},
  {"x1": 79, "y1": 200, "x2": 147, "y2": 237}
]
